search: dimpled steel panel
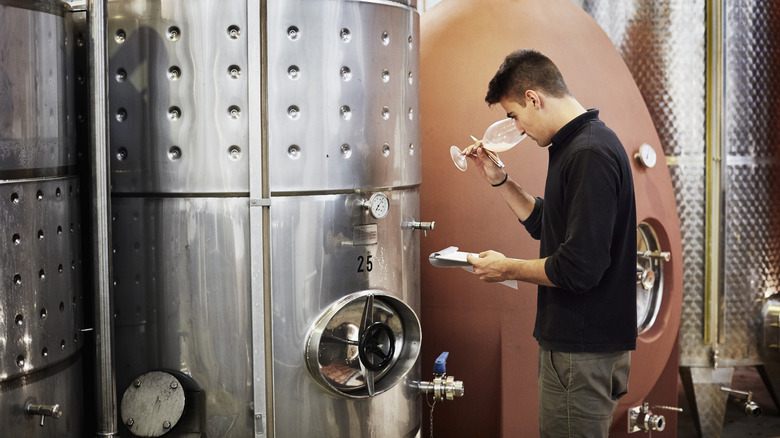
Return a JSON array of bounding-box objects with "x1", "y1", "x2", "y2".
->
[{"x1": 721, "y1": 0, "x2": 780, "y2": 362}]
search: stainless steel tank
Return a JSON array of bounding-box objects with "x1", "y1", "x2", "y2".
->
[
  {"x1": 108, "y1": 0, "x2": 423, "y2": 436},
  {"x1": 0, "y1": 1, "x2": 85, "y2": 436}
]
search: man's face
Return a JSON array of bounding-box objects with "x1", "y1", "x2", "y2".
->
[{"x1": 499, "y1": 96, "x2": 549, "y2": 147}]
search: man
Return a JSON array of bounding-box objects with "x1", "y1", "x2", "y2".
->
[{"x1": 463, "y1": 49, "x2": 637, "y2": 437}]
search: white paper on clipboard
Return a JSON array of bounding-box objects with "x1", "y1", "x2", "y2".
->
[{"x1": 428, "y1": 246, "x2": 518, "y2": 290}]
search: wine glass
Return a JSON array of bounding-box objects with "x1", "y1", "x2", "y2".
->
[{"x1": 450, "y1": 118, "x2": 526, "y2": 171}]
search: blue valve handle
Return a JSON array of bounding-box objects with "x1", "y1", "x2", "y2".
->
[{"x1": 433, "y1": 352, "x2": 449, "y2": 375}]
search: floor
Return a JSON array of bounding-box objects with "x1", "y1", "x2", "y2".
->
[{"x1": 677, "y1": 366, "x2": 780, "y2": 437}]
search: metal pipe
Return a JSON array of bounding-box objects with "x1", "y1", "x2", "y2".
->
[
  {"x1": 704, "y1": 0, "x2": 726, "y2": 352},
  {"x1": 87, "y1": 0, "x2": 118, "y2": 435},
  {"x1": 248, "y1": 0, "x2": 272, "y2": 436}
]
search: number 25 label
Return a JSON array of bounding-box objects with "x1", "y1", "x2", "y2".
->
[{"x1": 357, "y1": 254, "x2": 373, "y2": 272}]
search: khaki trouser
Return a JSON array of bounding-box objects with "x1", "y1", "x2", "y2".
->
[{"x1": 538, "y1": 347, "x2": 631, "y2": 438}]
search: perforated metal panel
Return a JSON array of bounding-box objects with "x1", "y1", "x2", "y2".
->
[
  {"x1": 0, "y1": 2, "x2": 84, "y2": 436},
  {"x1": 721, "y1": 1, "x2": 780, "y2": 363}
]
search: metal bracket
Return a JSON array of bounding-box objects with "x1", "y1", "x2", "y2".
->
[{"x1": 249, "y1": 198, "x2": 271, "y2": 207}]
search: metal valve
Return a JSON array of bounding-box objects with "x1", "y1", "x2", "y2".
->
[
  {"x1": 637, "y1": 250, "x2": 671, "y2": 262},
  {"x1": 417, "y1": 352, "x2": 464, "y2": 402},
  {"x1": 721, "y1": 387, "x2": 762, "y2": 417},
  {"x1": 628, "y1": 402, "x2": 682, "y2": 433},
  {"x1": 402, "y1": 220, "x2": 435, "y2": 236},
  {"x1": 25, "y1": 403, "x2": 63, "y2": 427}
]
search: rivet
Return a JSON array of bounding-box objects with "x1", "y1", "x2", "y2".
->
[
  {"x1": 408, "y1": 71, "x2": 414, "y2": 85},
  {"x1": 339, "y1": 105, "x2": 352, "y2": 121},
  {"x1": 340, "y1": 28, "x2": 351, "y2": 43},
  {"x1": 382, "y1": 69, "x2": 390, "y2": 83},
  {"x1": 168, "y1": 66, "x2": 181, "y2": 80},
  {"x1": 115, "y1": 29, "x2": 126, "y2": 44},
  {"x1": 170, "y1": 381, "x2": 179, "y2": 390},
  {"x1": 227, "y1": 25, "x2": 241, "y2": 39},
  {"x1": 168, "y1": 106, "x2": 181, "y2": 121},
  {"x1": 163, "y1": 421, "x2": 171, "y2": 429},
  {"x1": 228, "y1": 106, "x2": 241, "y2": 119},
  {"x1": 134, "y1": 380, "x2": 141, "y2": 388},
  {"x1": 168, "y1": 146, "x2": 182, "y2": 160},
  {"x1": 382, "y1": 143, "x2": 391, "y2": 157},
  {"x1": 287, "y1": 65, "x2": 300, "y2": 80},
  {"x1": 287, "y1": 26, "x2": 300, "y2": 40},
  {"x1": 228, "y1": 65, "x2": 241, "y2": 79},
  {"x1": 228, "y1": 145, "x2": 241, "y2": 160},
  {"x1": 116, "y1": 68, "x2": 127, "y2": 82},
  {"x1": 167, "y1": 26, "x2": 181, "y2": 41},
  {"x1": 381, "y1": 31, "x2": 389, "y2": 45},
  {"x1": 126, "y1": 419, "x2": 134, "y2": 427},
  {"x1": 381, "y1": 107, "x2": 390, "y2": 120},
  {"x1": 117, "y1": 147, "x2": 128, "y2": 161},
  {"x1": 287, "y1": 145, "x2": 301, "y2": 159},
  {"x1": 340, "y1": 66, "x2": 352, "y2": 81},
  {"x1": 340, "y1": 144, "x2": 352, "y2": 159},
  {"x1": 287, "y1": 105, "x2": 300, "y2": 120},
  {"x1": 116, "y1": 108, "x2": 127, "y2": 122}
]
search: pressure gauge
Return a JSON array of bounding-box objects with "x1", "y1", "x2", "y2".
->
[
  {"x1": 635, "y1": 143, "x2": 657, "y2": 168},
  {"x1": 365, "y1": 193, "x2": 390, "y2": 219}
]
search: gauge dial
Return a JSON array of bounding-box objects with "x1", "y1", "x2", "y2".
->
[
  {"x1": 367, "y1": 193, "x2": 390, "y2": 219},
  {"x1": 636, "y1": 143, "x2": 657, "y2": 168}
]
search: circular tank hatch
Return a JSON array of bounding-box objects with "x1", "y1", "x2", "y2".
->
[
  {"x1": 305, "y1": 291, "x2": 421, "y2": 398},
  {"x1": 637, "y1": 223, "x2": 665, "y2": 334}
]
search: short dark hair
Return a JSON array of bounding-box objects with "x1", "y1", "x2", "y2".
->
[{"x1": 485, "y1": 49, "x2": 571, "y2": 106}]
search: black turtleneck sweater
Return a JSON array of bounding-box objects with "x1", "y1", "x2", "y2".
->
[{"x1": 521, "y1": 109, "x2": 637, "y2": 352}]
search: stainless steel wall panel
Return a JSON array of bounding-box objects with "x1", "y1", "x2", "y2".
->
[
  {"x1": 0, "y1": 3, "x2": 77, "y2": 174},
  {"x1": 269, "y1": 189, "x2": 421, "y2": 437},
  {"x1": 722, "y1": 164, "x2": 778, "y2": 362},
  {"x1": 0, "y1": 356, "x2": 84, "y2": 437},
  {"x1": 111, "y1": 197, "x2": 253, "y2": 437},
  {"x1": 107, "y1": 0, "x2": 249, "y2": 194},
  {"x1": 669, "y1": 164, "x2": 710, "y2": 364},
  {"x1": 720, "y1": 0, "x2": 780, "y2": 363},
  {"x1": 571, "y1": 0, "x2": 707, "y2": 159},
  {"x1": 267, "y1": 0, "x2": 421, "y2": 193},
  {"x1": 0, "y1": 3, "x2": 84, "y2": 436},
  {"x1": 0, "y1": 178, "x2": 84, "y2": 380}
]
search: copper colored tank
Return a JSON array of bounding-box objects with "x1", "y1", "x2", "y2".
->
[{"x1": 420, "y1": 0, "x2": 683, "y2": 436}]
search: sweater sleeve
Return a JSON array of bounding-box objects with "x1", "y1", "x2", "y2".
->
[
  {"x1": 544, "y1": 148, "x2": 620, "y2": 293},
  {"x1": 519, "y1": 197, "x2": 544, "y2": 240}
]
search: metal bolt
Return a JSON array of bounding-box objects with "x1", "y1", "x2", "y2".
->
[
  {"x1": 163, "y1": 421, "x2": 171, "y2": 429},
  {"x1": 170, "y1": 381, "x2": 178, "y2": 390},
  {"x1": 126, "y1": 418, "x2": 134, "y2": 427}
]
